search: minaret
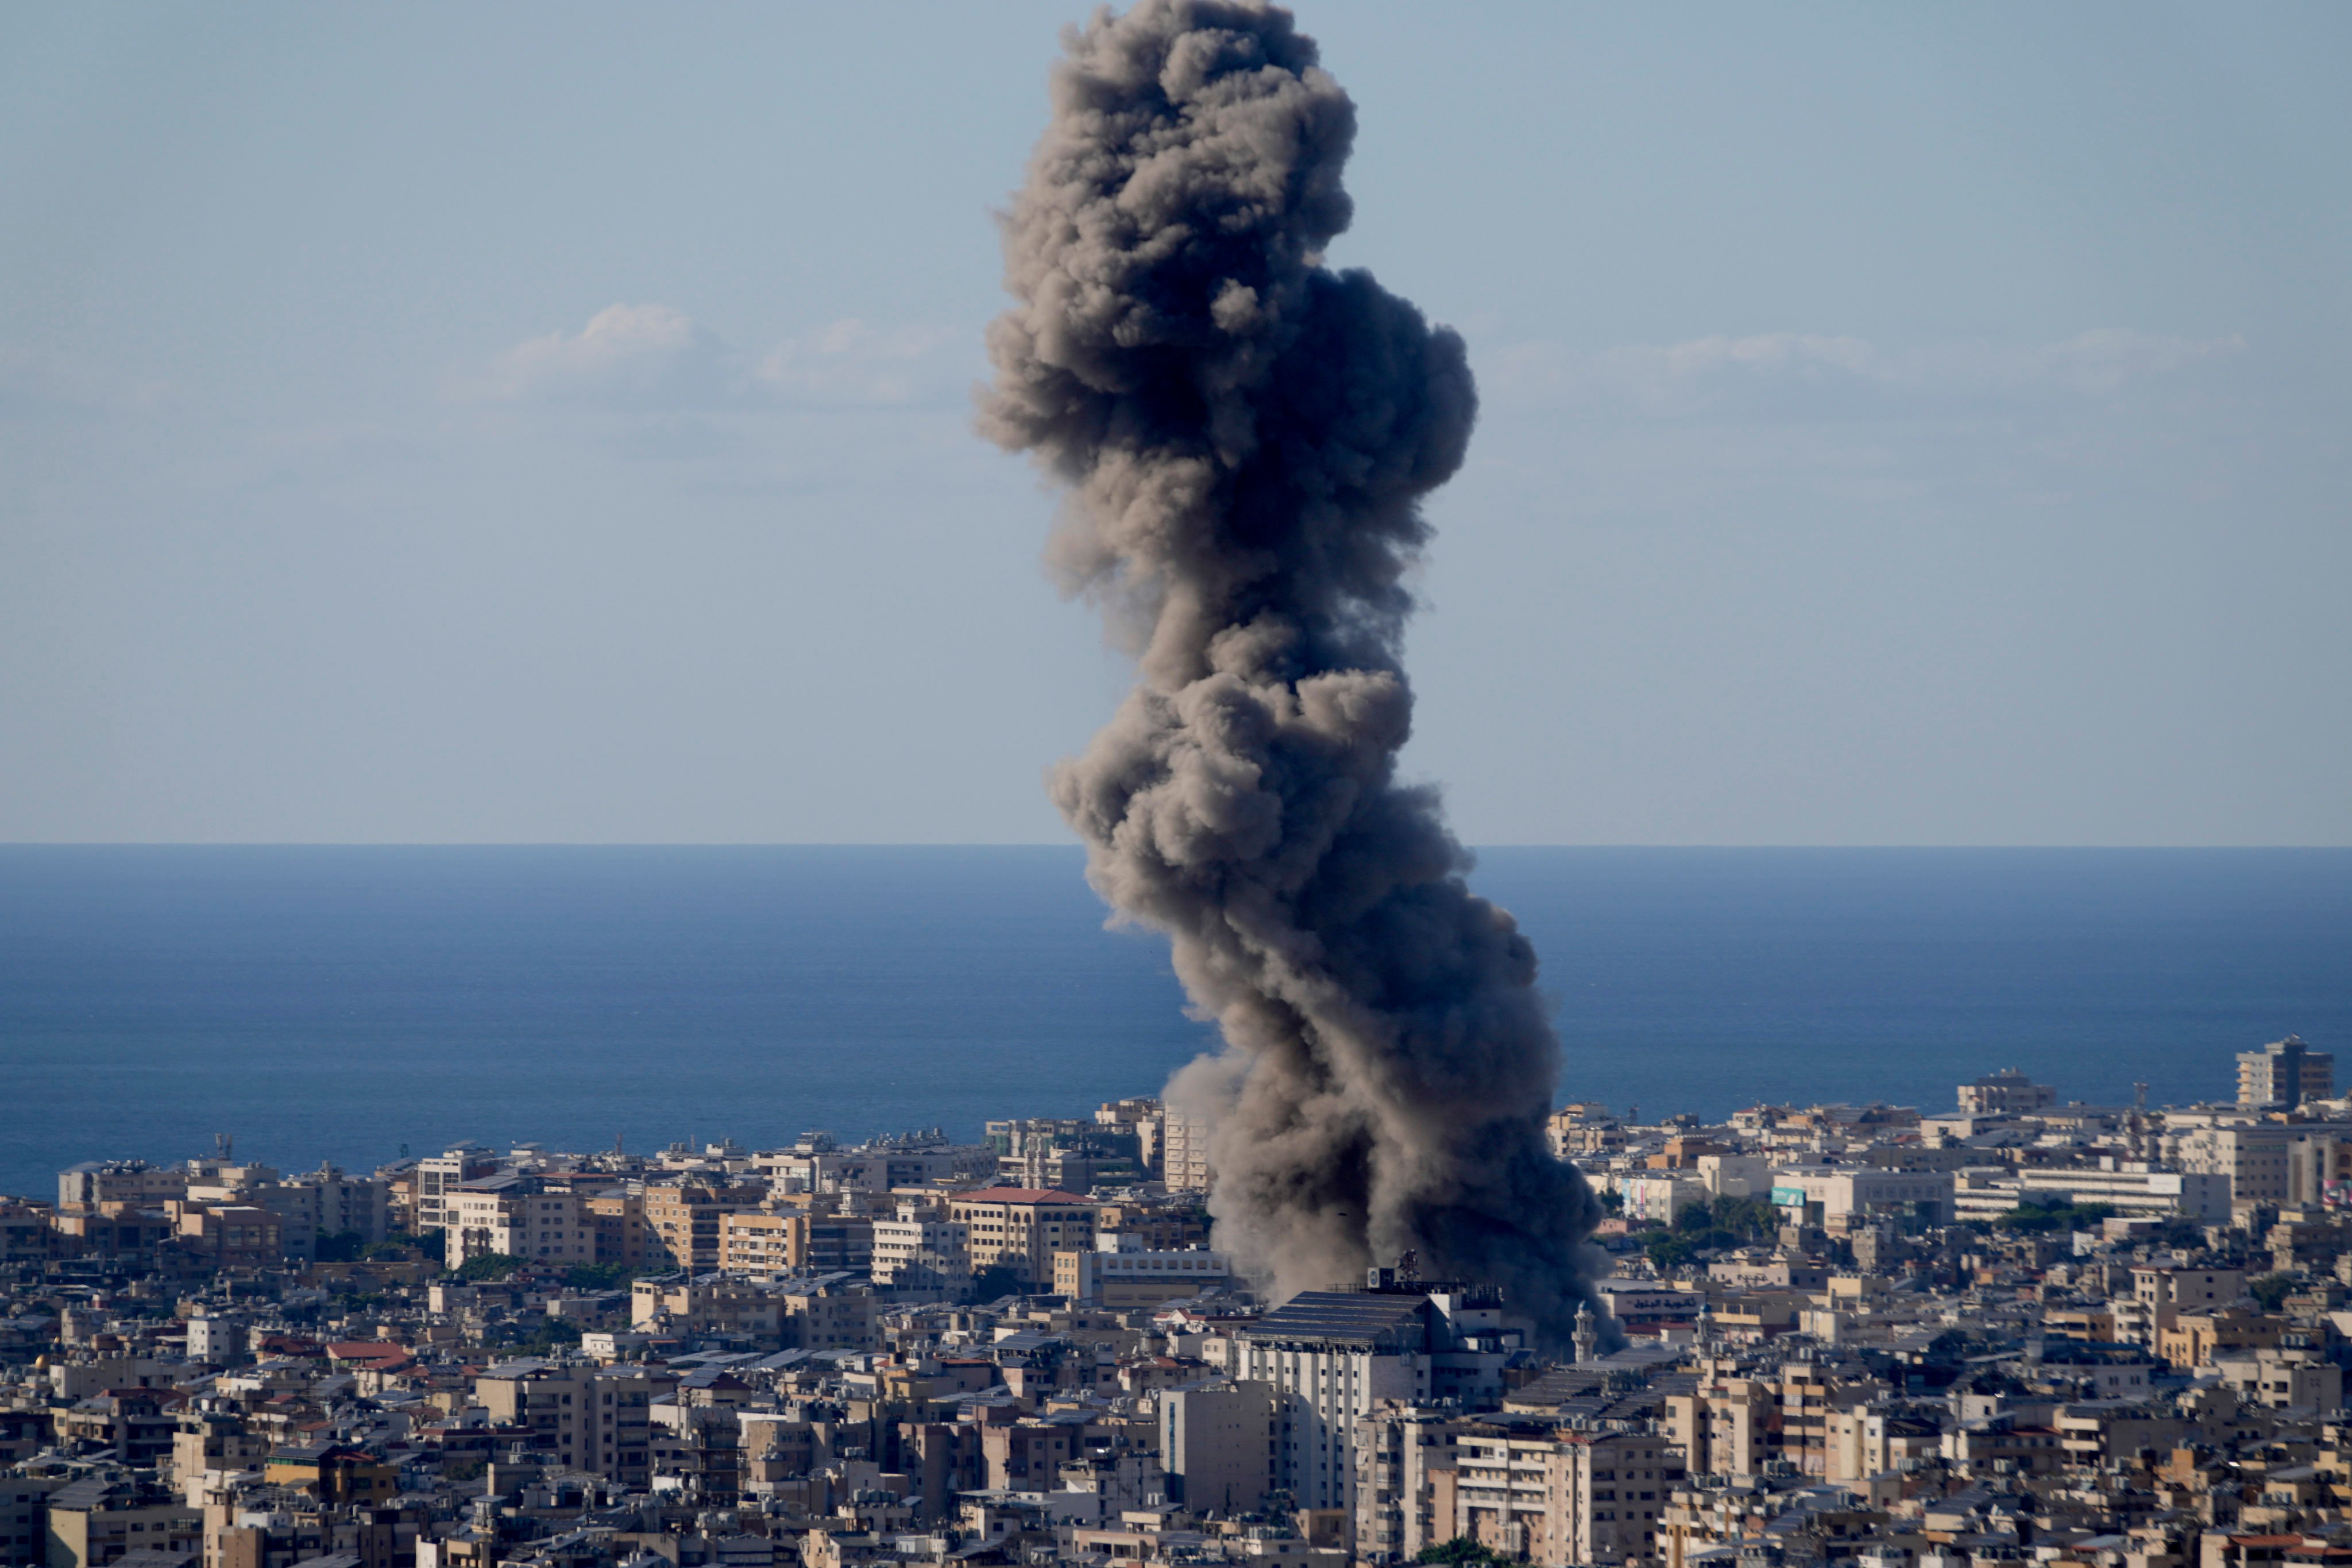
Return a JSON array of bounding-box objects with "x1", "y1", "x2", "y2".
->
[{"x1": 1573, "y1": 1300, "x2": 1599, "y2": 1366}]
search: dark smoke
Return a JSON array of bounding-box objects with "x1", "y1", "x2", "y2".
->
[{"x1": 979, "y1": 0, "x2": 1606, "y2": 1344}]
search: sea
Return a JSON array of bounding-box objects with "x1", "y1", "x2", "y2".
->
[{"x1": 1, "y1": 845, "x2": 2346, "y2": 1203}]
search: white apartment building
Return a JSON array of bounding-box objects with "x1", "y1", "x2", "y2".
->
[
  {"x1": 446, "y1": 1178, "x2": 593, "y2": 1266},
  {"x1": 2161, "y1": 1122, "x2": 2352, "y2": 1205},
  {"x1": 871, "y1": 1210, "x2": 972, "y2": 1296},
  {"x1": 416, "y1": 1145, "x2": 498, "y2": 1233},
  {"x1": 1053, "y1": 1239, "x2": 1231, "y2": 1307},
  {"x1": 1233, "y1": 1293, "x2": 1435, "y2": 1512},
  {"x1": 2029, "y1": 1165, "x2": 2229, "y2": 1222},
  {"x1": 1694, "y1": 1154, "x2": 1774, "y2": 1199},
  {"x1": 1771, "y1": 1166, "x2": 1953, "y2": 1229},
  {"x1": 1160, "y1": 1104, "x2": 1213, "y2": 1194},
  {"x1": 1356, "y1": 1414, "x2": 1679, "y2": 1567},
  {"x1": 1616, "y1": 1175, "x2": 1709, "y2": 1225},
  {"x1": 1449, "y1": 1427, "x2": 1679, "y2": 1567}
]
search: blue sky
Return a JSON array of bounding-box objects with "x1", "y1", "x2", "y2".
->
[{"x1": 3, "y1": 2, "x2": 2346, "y2": 844}]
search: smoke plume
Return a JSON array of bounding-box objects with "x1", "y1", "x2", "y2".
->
[{"x1": 980, "y1": 0, "x2": 1606, "y2": 1343}]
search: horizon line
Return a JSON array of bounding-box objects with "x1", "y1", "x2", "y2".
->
[{"x1": 2, "y1": 841, "x2": 2348, "y2": 853}]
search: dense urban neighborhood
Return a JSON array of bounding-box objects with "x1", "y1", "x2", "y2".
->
[{"x1": 7, "y1": 1038, "x2": 2352, "y2": 1568}]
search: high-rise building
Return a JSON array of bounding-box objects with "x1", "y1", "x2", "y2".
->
[
  {"x1": 1231, "y1": 1277, "x2": 1524, "y2": 1513},
  {"x1": 2238, "y1": 1035, "x2": 2332, "y2": 1109},
  {"x1": 1160, "y1": 1103, "x2": 1213, "y2": 1193}
]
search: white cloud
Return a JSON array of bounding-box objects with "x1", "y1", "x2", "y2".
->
[
  {"x1": 755, "y1": 319, "x2": 963, "y2": 407},
  {"x1": 1487, "y1": 328, "x2": 2245, "y2": 417},
  {"x1": 473, "y1": 304, "x2": 744, "y2": 409},
  {"x1": 468, "y1": 305, "x2": 969, "y2": 412}
]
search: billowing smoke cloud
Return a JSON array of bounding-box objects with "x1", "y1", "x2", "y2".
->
[{"x1": 980, "y1": 0, "x2": 1606, "y2": 1343}]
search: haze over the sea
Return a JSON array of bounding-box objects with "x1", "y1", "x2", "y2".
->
[{"x1": 1, "y1": 844, "x2": 2343, "y2": 1202}]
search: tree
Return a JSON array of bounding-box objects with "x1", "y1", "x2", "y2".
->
[
  {"x1": 453, "y1": 1253, "x2": 525, "y2": 1282},
  {"x1": 1417, "y1": 1539, "x2": 1508, "y2": 1566},
  {"x1": 315, "y1": 1230, "x2": 368, "y2": 1263},
  {"x1": 1643, "y1": 1193, "x2": 1781, "y2": 1273},
  {"x1": 2249, "y1": 1272, "x2": 2299, "y2": 1312},
  {"x1": 562, "y1": 1262, "x2": 639, "y2": 1292},
  {"x1": 1994, "y1": 1201, "x2": 2114, "y2": 1235},
  {"x1": 489, "y1": 1316, "x2": 584, "y2": 1357}
]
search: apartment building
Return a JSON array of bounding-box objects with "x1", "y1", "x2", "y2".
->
[
  {"x1": 947, "y1": 1188, "x2": 1096, "y2": 1291},
  {"x1": 1053, "y1": 1241, "x2": 1231, "y2": 1308},
  {"x1": 1770, "y1": 1167, "x2": 1953, "y2": 1230},
  {"x1": 1162, "y1": 1382, "x2": 1275, "y2": 1514},
  {"x1": 1354, "y1": 1415, "x2": 1680, "y2": 1567},
  {"x1": 1160, "y1": 1105, "x2": 1213, "y2": 1194},
  {"x1": 1664, "y1": 1360, "x2": 1770, "y2": 1478},
  {"x1": 1095, "y1": 1098, "x2": 1165, "y2": 1177},
  {"x1": 1947, "y1": 1165, "x2": 2234, "y2": 1225},
  {"x1": 42, "y1": 1475, "x2": 200, "y2": 1568},
  {"x1": 443, "y1": 1179, "x2": 592, "y2": 1267},
  {"x1": 2238, "y1": 1035, "x2": 2333, "y2": 1109},
  {"x1": 1957, "y1": 1069, "x2": 2058, "y2": 1116},
  {"x1": 583, "y1": 1191, "x2": 653, "y2": 1269},
  {"x1": 1355, "y1": 1406, "x2": 1460, "y2": 1563},
  {"x1": 474, "y1": 1359, "x2": 666, "y2": 1485},
  {"x1": 1094, "y1": 1200, "x2": 1214, "y2": 1252},
  {"x1": 1228, "y1": 1284, "x2": 1525, "y2": 1513},
  {"x1": 643, "y1": 1183, "x2": 763, "y2": 1272},
  {"x1": 414, "y1": 1146, "x2": 497, "y2": 1235},
  {"x1": 2133, "y1": 1267, "x2": 2247, "y2": 1314},
  {"x1": 1448, "y1": 1424, "x2": 1681, "y2": 1567},
  {"x1": 716, "y1": 1212, "x2": 797, "y2": 1276},
  {"x1": 57, "y1": 1162, "x2": 187, "y2": 1214},
  {"x1": 870, "y1": 1208, "x2": 971, "y2": 1296},
  {"x1": 166, "y1": 1204, "x2": 283, "y2": 1270},
  {"x1": 0, "y1": 1478, "x2": 55, "y2": 1568},
  {"x1": 631, "y1": 1276, "x2": 782, "y2": 1338},
  {"x1": 292, "y1": 1165, "x2": 391, "y2": 1245},
  {"x1": 778, "y1": 1278, "x2": 879, "y2": 1351},
  {"x1": 2171, "y1": 1125, "x2": 2297, "y2": 1204}
]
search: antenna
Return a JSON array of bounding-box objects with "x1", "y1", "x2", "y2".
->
[{"x1": 215, "y1": 1133, "x2": 233, "y2": 1163}]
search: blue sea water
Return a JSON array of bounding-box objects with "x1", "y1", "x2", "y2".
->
[{"x1": 0, "y1": 845, "x2": 2346, "y2": 1202}]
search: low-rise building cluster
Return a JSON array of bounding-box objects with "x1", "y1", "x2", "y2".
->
[{"x1": 6, "y1": 1036, "x2": 2352, "y2": 1568}]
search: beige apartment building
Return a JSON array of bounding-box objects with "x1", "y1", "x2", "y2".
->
[
  {"x1": 474, "y1": 1361, "x2": 666, "y2": 1486},
  {"x1": 443, "y1": 1180, "x2": 592, "y2": 1267},
  {"x1": 947, "y1": 1188, "x2": 1096, "y2": 1291},
  {"x1": 1358, "y1": 1419, "x2": 1679, "y2": 1567},
  {"x1": 716, "y1": 1211, "x2": 797, "y2": 1275},
  {"x1": 582, "y1": 1191, "x2": 653, "y2": 1269},
  {"x1": 643, "y1": 1183, "x2": 763, "y2": 1272},
  {"x1": 1664, "y1": 1361, "x2": 1770, "y2": 1478},
  {"x1": 631, "y1": 1276, "x2": 782, "y2": 1337}
]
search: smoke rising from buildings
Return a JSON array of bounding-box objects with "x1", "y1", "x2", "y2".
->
[{"x1": 980, "y1": 0, "x2": 1606, "y2": 1342}]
